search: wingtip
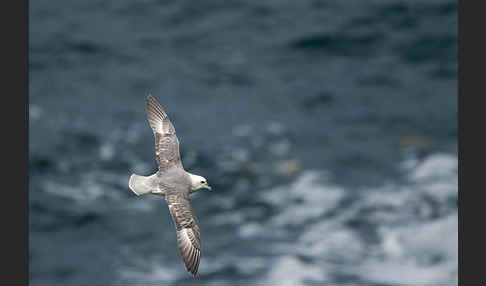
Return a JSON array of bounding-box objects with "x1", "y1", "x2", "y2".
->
[
  {"x1": 146, "y1": 95, "x2": 163, "y2": 110},
  {"x1": 190, "y1": 255, "x2": 200, "y2": 277},
  {"x1": 190, "y1": 267, "x2": 198, "y2": 277}
]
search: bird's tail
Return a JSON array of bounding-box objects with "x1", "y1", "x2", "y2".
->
[{"x1": 128, "y1": 173, "x2": 159, "y2": 196}]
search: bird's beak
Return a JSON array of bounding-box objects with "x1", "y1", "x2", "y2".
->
[{"x1": 206, "y1": 185, "x2": 212, "y2": 190}]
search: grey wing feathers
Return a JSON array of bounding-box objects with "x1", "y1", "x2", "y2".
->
[
  {"x1": 166, "y1": 192, "x2": 201, "y2": 276},
  {"x1": 146, "y1": 96, "x2": 183, "y2": 171}
]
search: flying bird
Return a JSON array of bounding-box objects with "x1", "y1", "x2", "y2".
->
[{"x1": 128, "y1": 95, "x2": 212, "y2": 276}]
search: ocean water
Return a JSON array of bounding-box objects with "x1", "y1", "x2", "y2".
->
[{"x1": 29, "y1": 0, "x2": 457, "y2": 285}]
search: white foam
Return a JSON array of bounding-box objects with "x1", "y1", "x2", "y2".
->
[
  {"x1": 298, "y1": 221, "x2": 365, "y2": 262},
  {"x1": 258, "y1": 152, "x2": 458, "y2": 285},
  {"x1": 238, "y1": 222, "x2": 264, "y2": 238},
  {"x1": 263, "y1": 255, "x2": 326, "y2": 286},
  {"x1": 261, "y1": 171, "x2": 345, "y2": 227},
  {"x1": 410, "y1": 153, "x2": 457, "y2": 182},
  {"x1": 41, "y1": 180, "x2": 103, "y2": 202},
  {"x1": 118, "y1": 263, "x2": 178, "y2": 285}
]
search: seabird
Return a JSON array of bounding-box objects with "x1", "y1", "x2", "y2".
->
[{"x1": 128, "y1": 95, "x2": 212, "y2": 276}]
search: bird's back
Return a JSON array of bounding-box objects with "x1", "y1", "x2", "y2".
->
[{"x1": 157, "y1": 167, "x2": 191, "y2": 195}]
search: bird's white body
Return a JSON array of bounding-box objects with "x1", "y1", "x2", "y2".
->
[{"x1": 129, "y1": 172, "x2": 209, "y2": 196}]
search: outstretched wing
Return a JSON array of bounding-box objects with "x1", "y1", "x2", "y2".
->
[
  {"x1": 166, "y1": 192, "x2": 201, "y2": 276},
  {"x1": 146, "y1": 95, "x2": 183, "y2": 171}
]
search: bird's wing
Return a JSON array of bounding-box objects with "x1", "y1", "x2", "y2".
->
[
  {"x1": 165, "y1": 191, "x2": 201, "y2": 276},
  {"x1": 146, "y1": 95, "x2": 183, "y2": 171}
]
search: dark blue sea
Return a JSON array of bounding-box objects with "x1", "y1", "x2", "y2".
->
[{"x1": 29, "y1": 0, "x2": 457, "y2": 285}]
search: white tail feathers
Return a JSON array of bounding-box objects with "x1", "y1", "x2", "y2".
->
[{"x1": 129, "y1": 173, "x2": 160, "y2": 196}]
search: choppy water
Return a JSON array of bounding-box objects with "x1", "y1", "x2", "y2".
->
[{"x1": 29, "y1": 0, "x2": 457, "y2": 285}]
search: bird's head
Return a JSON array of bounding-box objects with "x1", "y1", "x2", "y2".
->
[{"x1": 189, "y1": 174, "x2": 212, "y2": 191}]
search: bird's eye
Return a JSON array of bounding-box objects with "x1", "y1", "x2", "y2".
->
[{"x1": 201, "y1": 181, "x2": 205, "y2": 184}]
